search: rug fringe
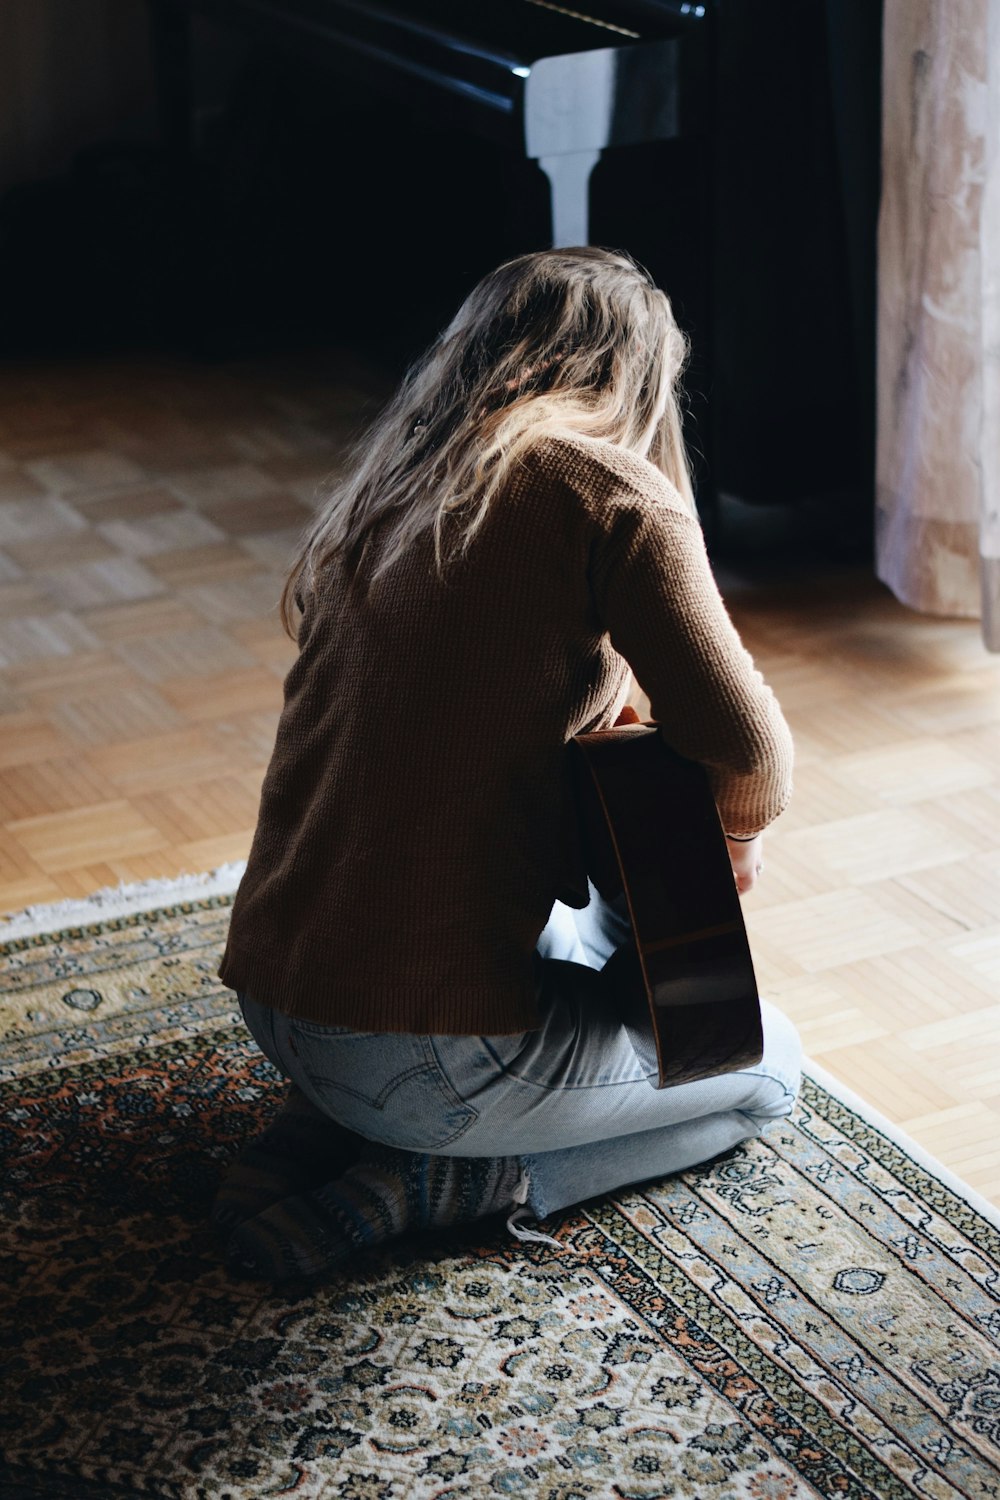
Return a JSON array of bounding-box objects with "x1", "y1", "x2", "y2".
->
[{"x1": 0, "y1": 861, "x2": 247, "y2": 942}]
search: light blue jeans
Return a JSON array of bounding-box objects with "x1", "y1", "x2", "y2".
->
[{"x1": 238, "y1": 886, "x2": 801, "y2": 1237}]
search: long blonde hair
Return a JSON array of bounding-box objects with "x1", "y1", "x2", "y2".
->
[{"x1": 281, "y1": 247, "x2": 695, "y2": 634}]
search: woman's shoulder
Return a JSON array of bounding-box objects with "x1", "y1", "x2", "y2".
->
[{"x1": 528, "y1": 432, "x2": 690, "y2": 522}]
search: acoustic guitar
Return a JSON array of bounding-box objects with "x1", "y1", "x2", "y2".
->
[{"x1": 570, "y1": 719, "x2": 763, "y2": 1089}]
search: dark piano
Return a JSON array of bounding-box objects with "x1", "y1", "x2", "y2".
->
[
  {"x1": 151, "y1": 0, "x2": 710, "y2": 247},
  {"x1": 149, "y1": 0, "x2": 881, "y2": 524}
]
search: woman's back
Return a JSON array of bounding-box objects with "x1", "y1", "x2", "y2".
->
[{"x1": 219, "y1": 434, "x2": 791, "y2": 1032}]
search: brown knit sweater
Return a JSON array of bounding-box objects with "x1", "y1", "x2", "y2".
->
[{"x1": 219, "y1": 434, "x2": 792, "y2": 1033}]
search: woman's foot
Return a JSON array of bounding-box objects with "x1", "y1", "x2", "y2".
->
[
  {"x1": 211, "y1": 1085, "x2": 363, "y2": 1235},
  {"x1": 227, "y1": 1146, "x2": 524, "y2": 1283}
]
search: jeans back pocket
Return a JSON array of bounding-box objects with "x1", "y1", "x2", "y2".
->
[{"x1": 289, "y1": 1024, "x2": 479, "y2": 1151}]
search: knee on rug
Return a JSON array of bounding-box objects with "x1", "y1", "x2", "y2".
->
[{"x1": 739, "y1": 1002, "x2": 802, "y2": 1124}]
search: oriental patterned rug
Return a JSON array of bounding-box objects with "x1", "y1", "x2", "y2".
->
[{"x1": 1, "y1": 874, "x2": 1000, "y2": 1500}]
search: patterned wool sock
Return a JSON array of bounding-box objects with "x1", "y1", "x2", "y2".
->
[
  {"x1": 211, "y1": 1085, "x2": 363, "y2": 1235},
  {"x1": 227, "y1": 1146, "x2": 524, "y2": 1283}
]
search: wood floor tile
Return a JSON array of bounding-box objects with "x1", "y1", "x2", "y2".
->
[
  {"x1": 739, "y1": 652, "x2": 854, "y2": 715},
  {"x1": 763, "y1": 974, "x2": 890, "y2": 1055},
  {"x1": 256, "y1": 452, "x2": 341, "y2": 489},
  {"x1": 145, "y1": 544, "x2": 261, "y2": 588},
  {"x1": 941, "y1": 926, "x2": 1000, "y2": 987},
  {"x1": 238, "y1": 528, "x2": 308, "y2": 571},
  {"x1": 5, "y1": 529, "x2": 118, "y2": 571},
  {"x1": 95, "y1": 422, "x2": 241, "y2": 473},
  {"x1": 810, "y1": 945, "x2": 999, "y2": 1026},
  {"x1": 161, "y1": 668, "x2": 283, "y2": 721},
  {"x1": 46, "y1": 682, "x2": 183, "y2": 747},
  {"x1": 203, "y1": 711, "x2": 283, "y2": 770},
  {"x1": 0, "y1": 581, "x2": 51, "y2": 618},
  {"x1": 198, "y1": 489, "x2": 315, "y2": 536},
  {"x1": 863, "y1": 878, "x2": 968, "y2": 939},
  {"x1": 784, "y1": 697, "x2": 910, "y2": 761},
  {"x1": 0, "y1": 867, "x2": 63, "y2": 911},
  {"x1": 0, "y1": 756, "x2": 118, "y2": 821},
  {"x1": 887, "y1": 675, "x2": 1000, "y2": 735},
  {"x1": 0, "y1": 612, "x2": 101, "y2": 668},
  {"x1": 35, "y1": 558, "x2": 166, "y2": 611},
  {"x1": 253, "y1": 637, "x2": 297, "y2": 678},
  {"x1": 96, "y1": 510, "x2": 228, "y2": 557},
  {"x1": 9, "y1": 650, "x2": 136, "y2": 706},
  {"x1": 0, "y1": 468, "x2": 48, "y2": 503},
  {"x1": 224, "y1": 423, "x2": 307, "y2": 463},
  {"x1": 896, "y1": 851, "x2": 1000, "y2": 930},
  {"x1": 0, "y1": 824, "x2": 53, "y2": 882},
  {"x1": 129, "y1": 778, "x2": 261, "y2": 844},
  {"x1": 169, "y1": 830, "x2": 256, "y2": 872},
  {"x1": 904, "y1": 1003, "x2": 1000, "y2": 1054},
  {"x1": 0, "y1": 711, "x2": 72, "y2": 769},
  {"x1": 102, "y1": 847, "x2": 218, "y2": 884},
  {"x1": 737, "y1": 846, "x2": 838, "y2": 909},
  {"x1": 946, "y1": 724, "x2": 1000, "y2": 775},
  {"x1": 230, "y1": 614, "x2": 291, "y2": 646},
  {"x1": 111, "y1": 627, "x2": 258, "y2": 683},
  {"x1": 827, "y1": 737, "x2": 994, "y2": 803},
  {"x1": 1, "y1": 431, "x2": 99, "y2": 463},
  {"x1": 81, "y1": 598, "x2": 203, "y2": 645},
  {"x1": 86, "y1": 727, "x2": 233, "y2": 795},
  {"x1": 0, "y1": 496, "x2": 87, "y2": 545},
  {"x1": 745, "y1": 886, "x2": 949, "y2": 973},
  {"x1": 815, "y1": 1037, "x2": 960, "y2": 1121},
  {"x1": 164, "y1": 462, "x2": 282, "y2": 506},
  {"x1": 921, "y1": 783, "x2": 1000, "y2": 850},
  {"x1": 51, "y1": 864, "x2": 125, "y2": 900},
  {"x1": 739, "y1": 937, "x2": 808, "y2": 989},
  {"x1": 24, "y1": 448, "x2": 147, "y2": 494},
  {"x1": 778, "y1": 806, "x2": 978, "y2": 886},
  {"x1": 769, "y1": 764, "x2": 884, "y2": 832},
  {"x1": 7, "y1": 799, "x2": 165, "y2": 873},
  {"x1": 0, "y1": 680, "x2": 26, "y2": 715},
  {"x1": 69, "y1": 484, "x2": 187, "y2": 522},
  {"x1": 178, "y1": 574, "x2": 282, "y2": 627}
]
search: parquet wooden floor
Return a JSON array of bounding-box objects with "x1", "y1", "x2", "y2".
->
[{"x1": 1, "y1": 352, "x2": 998, "y2": 1201}]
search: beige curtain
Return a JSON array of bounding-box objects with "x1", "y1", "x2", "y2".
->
[{"x1": 877, "y1": 0, "x2": 1000, "y2": 651}]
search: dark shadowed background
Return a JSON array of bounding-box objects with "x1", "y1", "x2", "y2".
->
[{"x1": 0, "y1": 0, "x2": 882, "y2": 558}]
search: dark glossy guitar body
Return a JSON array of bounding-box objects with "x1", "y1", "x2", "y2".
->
[{"x1": 570, "y1": 723, "x2": 763, "y2": 1089}]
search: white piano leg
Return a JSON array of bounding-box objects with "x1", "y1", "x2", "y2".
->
[{"x1": 537, "y1": 149, "x2": 601, "y2": 248}]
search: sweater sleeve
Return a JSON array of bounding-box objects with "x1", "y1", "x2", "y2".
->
[{"x1": 591, "y1": 492, "x2": 793, "y2": 837}]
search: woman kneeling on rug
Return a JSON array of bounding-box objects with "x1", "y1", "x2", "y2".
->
[{"x1": 215, "y1": 247, "x2": 802, "y2": 1282}]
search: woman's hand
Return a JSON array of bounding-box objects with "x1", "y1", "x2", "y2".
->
[{"x1": 726, "y1": 832, "x2": 764, "y2": 896}]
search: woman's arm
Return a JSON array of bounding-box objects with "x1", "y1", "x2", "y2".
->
[{"x1": 592, "y1": 495, "x2": 793, "y2": 843}]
